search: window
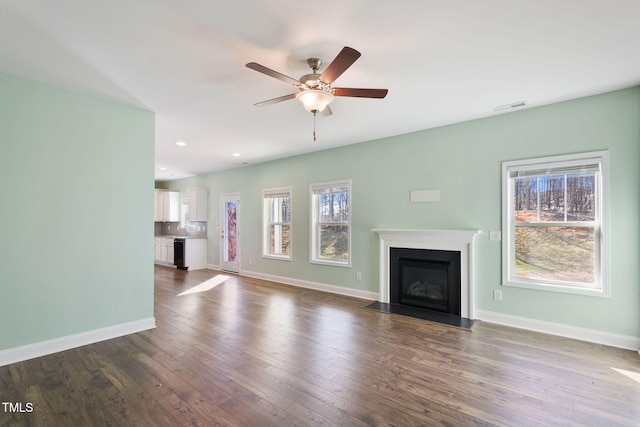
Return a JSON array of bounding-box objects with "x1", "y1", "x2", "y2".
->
[
  {"x1": 310, "y1": 180, "x2": 351, "y2": 266},
  {"x1": 502, "y1": 151, "x2": 609, "y2": 296},
  {"x1": 262, "y1": 187, "x2": 292, "y2": 260}
]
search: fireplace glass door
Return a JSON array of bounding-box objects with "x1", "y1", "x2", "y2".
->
[{"x1": 398, "y1": 259, "x2": 450, "y2": 312}]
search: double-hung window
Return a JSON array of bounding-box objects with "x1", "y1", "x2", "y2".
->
[
  {"x1": 262, "y1": 187, "x2": 292, "y2": 260},
  {"x1": 310, "y1": 180, "x2": 351, "y2": 266},
  {"x1": 502, "y1": 151, "x2": 609, "y2": 296}
]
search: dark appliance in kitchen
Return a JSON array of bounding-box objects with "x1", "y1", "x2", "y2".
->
[{"x1": 174, "y1": 238, "x2": 187, "y2": 270}]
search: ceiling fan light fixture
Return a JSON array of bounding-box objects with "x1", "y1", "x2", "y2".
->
[
  {"x1": 247, "y1": 47, "x2": 387, "y2": 123},
  {"x1": 296, "y1": 90, "x2": 334, "y2": 113}
]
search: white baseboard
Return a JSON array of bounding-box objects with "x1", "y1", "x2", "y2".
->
[
  {"x1": 0, "y1": 317, "x2": 156, "y2": 367},
  {"x1": 239, "y1": 269, "x2": 379, "y2": 301},
  {"x1": 476, "y1": 310, "x2": 640, "y2": 351}
]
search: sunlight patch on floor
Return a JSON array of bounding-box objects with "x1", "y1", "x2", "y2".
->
[
  {"x1": 611, "y1": 367, "x2": 640, "y2": 384},
  {"x1": 178, "y1": 275, "x2": 230, "y2": 296}
]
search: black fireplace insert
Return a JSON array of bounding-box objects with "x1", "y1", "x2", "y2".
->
[{"x1": 390, "y1": 247, "x2": 461, "y2": 316}]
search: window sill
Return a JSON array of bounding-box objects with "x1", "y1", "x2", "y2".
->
[
  {"x1": 504, "y1": 279, "x2": 609, "y2": 298},
  {"x1": 262, "y1": 254, "x2": 292, "y2": 262},
  {"x1": 310, "y1": 258, "x2": 351, "y2": 268}
]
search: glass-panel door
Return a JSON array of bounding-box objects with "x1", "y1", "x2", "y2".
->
[{"x1": 220, "y1": 193, "x2": 240, "y2": 273}]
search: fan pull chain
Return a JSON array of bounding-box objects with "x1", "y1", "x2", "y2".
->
[{"x1": 313, "y1": 111, "x2": 317, "y2": 141}]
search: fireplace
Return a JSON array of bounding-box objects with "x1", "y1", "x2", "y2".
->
[
  {"x1": 373, "y1": 229, "x2": 480, "y2": 319},
  {"x1": 390, "y1": 248, "x2": 461, "y2": 316}
]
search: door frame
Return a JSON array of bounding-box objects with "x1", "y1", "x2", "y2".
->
[{"x1": 220, "y1": 192, "x2": 240, "y2": 273}]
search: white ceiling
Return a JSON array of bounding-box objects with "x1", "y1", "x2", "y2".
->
[{"x1": 2, "y1": 1, "x2": 639, "y2": 181}]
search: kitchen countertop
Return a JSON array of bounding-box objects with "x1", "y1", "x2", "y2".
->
[{"x1": 155, "y1": 235, "x2": 207, "y2": 239}]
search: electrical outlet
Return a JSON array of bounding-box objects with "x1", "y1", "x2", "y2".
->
[
  {"x1": 489, "y1": 231, "x2": 502, "y2": 241},
  {"x1": 356, "y1": 272, "x2": 362, "y2": 281},
  {"x1": 493, "y1": 290, "x2": 502, "y2": 301}
]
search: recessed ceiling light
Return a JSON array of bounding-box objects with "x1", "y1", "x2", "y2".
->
[
  {"x1": 159, "y1": 167, "x2": 167, "y2": 171},
  {"x1": 232, "y1": 153, "x2": 241, "y2": 157},
  {"x1": 176, "y1": 141, "x2": 187, "y2": 146}
]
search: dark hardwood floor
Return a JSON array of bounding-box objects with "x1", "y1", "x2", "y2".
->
[{"x1": 2, "y1": 266, "x2": 640, "y2": 426}]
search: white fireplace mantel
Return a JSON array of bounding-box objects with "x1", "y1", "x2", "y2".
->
[{"x1": 372, "y1": 229, "x2": 481, "y2": 319}]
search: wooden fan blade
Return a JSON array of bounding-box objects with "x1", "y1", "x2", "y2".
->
[
  {"x1": 246, "y1": 62, "x2": 300, "y2": 86},
  {"x1": 319, "y1": 47, "x2": 361, "y2": 84},
  {"x1": 333, "y1": 87, "x2": 388, "y2": 98},
  {"x1": 254, "y1": 93, "x2": 297, "y2": 107},
  {"x1": 320, "y1": 105, "x2": 333, "y2": 116}
]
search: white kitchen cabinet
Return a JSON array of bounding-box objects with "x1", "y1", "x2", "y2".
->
[
  {"x1": 154, "y1": 190, "x2": 165, "y2": 221},
  {"x1": 187, "y1": 187, "x2": 208, "y2": 222},
  {"x1": 185, "y1": 238, "x2": 207, "y2": 270},
  {"x1": 165, "y1": 238, "x2": 174, "y2": 264},
  {"x1": 154, "y1": 237, "x2": 163, "y2": 261},
  {"x1": 154, "y1": 237, "x2": 176, "y2": 266},
  {"x1": 155, "y1": 189, "x2": 180, "y2": 222},
  {"x1": 163, "y1": 192, "x2": 180, "y2": 222}
]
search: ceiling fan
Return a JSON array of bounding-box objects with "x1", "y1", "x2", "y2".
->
[{"x1": 246, "y1": 46, "x2": 388, "y2": 139}]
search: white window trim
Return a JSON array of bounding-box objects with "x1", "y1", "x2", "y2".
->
[
  {"x1": 262, "y1": 187, "x2": 292, "y2": 261},
  {"x1": 309, "y1": 179, "x2": 352, "y2": 267},
  {"x1": 501, "y1": 151, "x2": 610, "y2": 297}
]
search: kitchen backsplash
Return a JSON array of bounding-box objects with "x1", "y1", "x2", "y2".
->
[{"x1": 155, "y1": 221, "x2": 207, "y2": 237}]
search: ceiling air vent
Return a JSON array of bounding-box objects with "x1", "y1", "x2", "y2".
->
[{"x1": 494, "y1": 101, "x2": 527, "y2": 112}]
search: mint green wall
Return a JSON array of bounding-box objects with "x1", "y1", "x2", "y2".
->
[
  {"x1": 0, "y1": 74, "x2": 155, "y2": 351},
  {"x1": 164, "y1": 87, "x2": 639, "y2": 338}
]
